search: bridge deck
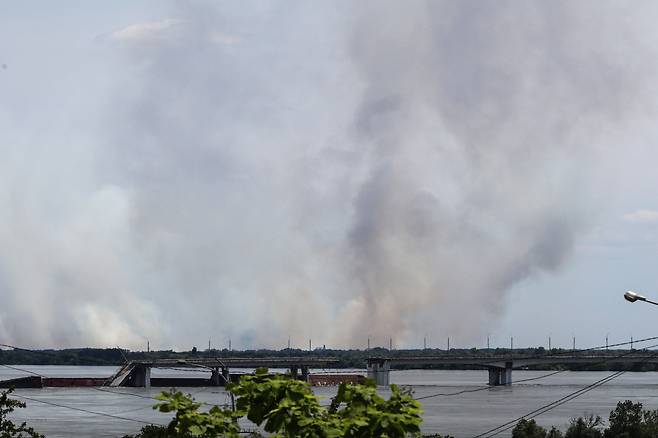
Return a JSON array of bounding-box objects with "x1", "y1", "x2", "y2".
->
[
  {"x1": 106, "y1": 357, "x2": 340, "y2": 387},
  {"x1": 127, "y1": 356, "x2": 340, "y2": 369},
  {"x1": 369, "y1": 354, "x2": 658, "y2": 368}
]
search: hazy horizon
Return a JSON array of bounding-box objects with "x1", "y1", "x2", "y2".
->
[{"x1": 2, "y1": 1, "x2": 658, "y2": 352}]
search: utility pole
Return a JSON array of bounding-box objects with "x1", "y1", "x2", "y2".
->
[
  {"x1": 208, "y1": 338, "x2": 211, "y2": 351},
  {"x1": 631, "y1": 335, "x2": 634, "y2": 350},
  {"x1": 487, "y1": 335, "x2": 490, "y2": 350},
  {"x1": 572, "y1": 336, "x2": 576, "y2": 351},
  {"x1": 389, "y1": 337, "x2": 393, "y2": 351},
  {"x1": 309, "y1": 339, "x2": 312, "y2": 351},
  {"x1": 287, "y1": 337, "x2": 291, "y2": 350},
  {"x1": 147, "y1": 340, "x2": 150, "y2": 353},
  {"x1": 606, "y1": 334, "x2": 609, "y2": 351},
  {"x1": 447, "y1": 336, "x2": 450, "y2": 352},
  {"x1": 510, "y1": 336, "x2": 513, "y2": 351},
  {"x1": 548, "y1": 336, "x2": 551, "y2": 351},
  {"x1": 367, "y1": 337, "x2": 370, "y2": 351},
  {"x1": 228, "y1": 338, "x2": 232, "y2": 351},
  {"x1": 423, "y1": 336, "x2": 427, "y2": 350}
]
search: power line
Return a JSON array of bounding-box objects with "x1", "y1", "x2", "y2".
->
[
  {"x1": 10, "y1": 393, "x2": 165, "y2": 426},
  {"x1": 6, "y1": 340, "x2": 658, "y2": 412},
  {"x1": 101, "y1": 385, "x2": 231, "y2": 416},
  {"x1": 106, "y1": 403, "x2": 158, "y2": 417},
  {"x1": 92, "y1": 387, "x2": 160, "y2": 401},
  {"x1": 157, "y1": 366, "x2": 214, "y2": 373},
  {"x1": 415, "y1": 370, "x2": 565, "y2": 402},
  {"x1": 415, "y1": 344, "x2": 654, "y2": 401},
  {"x1": 511, "y1": 370, "x2": 564, "y2": 384},
  {"x1": 0, "y1": 358, "x2": 230, "y2": 411},
  {"x1": 471, "y1": 370, "x2": 626, "y2": 438},
  {"x1": 94, "y1": 386, "x2": 231, "y2": 409},
  {"x1": 539, "y1": 336, "x2": 658, "y2": 357},
  {"x1": 0, "y1": 368, "x2": 232, "y2": 419},
  {"x1": 0, "y1": 364, "x2": 167, "y2": 424},
  {"x1": 0, "y1": 363, "x2": 44, "y2": 377},
  {"x1": 470, "y1": 346, "x2": 658, "y2": 438},
  {"x1": 416, "y1": 385, "x2": 491, "y2": 400},
  {"x1": 416, "y1": 335, "x2": 658, "y2": 369}
]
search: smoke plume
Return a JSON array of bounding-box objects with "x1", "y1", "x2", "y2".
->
[{"x1": 1, "y1": 1, "x2": 657, "y2": 349}]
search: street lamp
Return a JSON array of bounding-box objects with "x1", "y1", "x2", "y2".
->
[{"x1": 624, "y1": 290, "x2": 658, "y2": 306}]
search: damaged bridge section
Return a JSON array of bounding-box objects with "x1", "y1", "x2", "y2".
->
[{"x1": 106, "y1": 357, "x2": 341, "y2": 388}]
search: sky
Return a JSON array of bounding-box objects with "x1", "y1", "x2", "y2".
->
[{"x1": 1, "y1": 1, "x2": 658, "y2": 351}]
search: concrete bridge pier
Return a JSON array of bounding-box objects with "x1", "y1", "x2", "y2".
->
[
  {"x1": 211, "y1": 367, "x2": 230, "y2": 386},
  {"x1": 289, "y1": 365, "x2": 309, "y2": 382},
  {"x1": 367, "y1": 359, "x2": 390, "y2": 386},
  {"x1": 488, "y1": 362, "x2": 513, "y2": 386},
  {"x1": 132, "y1": 365, "x2": 151, "y2": 388}
]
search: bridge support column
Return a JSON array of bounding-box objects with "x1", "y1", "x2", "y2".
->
[
  {"x1": 367, "y1": 359, "x2": 390, "y2": 386},
  {"x1": 488, "y1": 362, "x2": 513, "y2": 386},
  {"x1": 211, "y1": 368, "x2": 221, "y2": 386},
  {"x1": 211, "y1": 367, "x2": 230, "y2": 386},
  {"x1": 290, "y1": 366, "x2": 298, "y2": 379},
  {"x1": 133, "y1": 365, "x2": 151, "y2": 388},
  {"x1": 301, "y1": 366, "x2": 309, "y2": 382}
]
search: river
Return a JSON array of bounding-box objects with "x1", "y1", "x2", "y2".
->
[{"x1": 1, "y1": 366, "x2": 657, "y2": 437}]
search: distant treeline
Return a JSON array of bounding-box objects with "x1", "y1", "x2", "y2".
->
[{"x1": 1, "y1": 346, "x2": 657, "y2": 371}]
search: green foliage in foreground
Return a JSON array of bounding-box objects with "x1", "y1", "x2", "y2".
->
[
  {"x1": 604, "y1": 400, "x2": 658, "y2": 438},
  {"x1": 511, "y1": 400, "x2": 658, "y2": 438},
  {"x1": 127, "y1": 368, "x2": 424, "y2": 437},
  {"x1": 0, "y1": 388, "x2": 44, "y2": 438}
]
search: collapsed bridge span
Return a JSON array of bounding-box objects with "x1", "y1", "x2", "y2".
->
[{"x1": 106, "y1": 357, "x2": 341, "y2": 388}]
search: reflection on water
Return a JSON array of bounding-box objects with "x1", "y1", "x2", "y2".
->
[{"x1": 2, "y1": 366, "x2": 658, "y2": 437}]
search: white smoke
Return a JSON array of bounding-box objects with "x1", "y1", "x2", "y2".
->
[{"x1": 1, "y1": 1, "x2": 657, "y2": 349}]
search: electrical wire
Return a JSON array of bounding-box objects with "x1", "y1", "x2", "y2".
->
[
  {"x1": 406, "y1": 335, "x2": 658, "y2": 369},
  {"x1": 157, "y1": 366, "x2": 215, "y2": 373},
  {"x1": 110, "y1": 402, "x2": 166, "y2": 416},
  {"x1": 415, "y1": 370, "x2": 569, "y2": 401},
  {"x1": 414, "y1": 341, "x2": 658, "y2": 401},
  {"x1": 9, "y1": 393, "x2": 166, "y2": 426},
  {"x1": 6, "y1": 339, "x2": 658, "y2": 431},
  {"x1": 511, "y1": 370, "x2": 565, "y2": 384},
  {"x1": 92, "y1": 387, "x2": 160, "y2": 401},
  {"x1": 0, "y1": 359, "x2": 231, "y2": 412},
  {"x1": 470, "y1": 347, "x2": 658, "y2": 438},
  {"x1": 0, "y1": 365, "x2": 222, "y2": 427},
  {"x1": 471, "y1": 370, "x2": 626, "y2": 438},
  {"x1": 94, "y1": 386, "x2": 231, "y2": 409},
  {"x1": 0, "y1": 364, "x2": 168, "y2": 423},
  {"x1": 0, "y1": 363, "x2": 44, "y2": 377},
  {"x1": 415, "y1": 385, "x2": 491, "y2": 400},
  {"x1": 542, "y1": 336, "x2": 658, "y2": 356}
]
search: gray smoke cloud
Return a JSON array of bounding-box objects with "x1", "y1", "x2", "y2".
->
[{"x1": 1, "y1": 1, "x2": 657, "y2": 349}]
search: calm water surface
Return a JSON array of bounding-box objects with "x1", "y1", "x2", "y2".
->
[{"x1": 2, "y1": 366, "x2": 658, "y2": 437}]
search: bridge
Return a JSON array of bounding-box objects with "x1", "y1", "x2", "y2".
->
[
  {"x1": 106, "y1": 357, "x2": 340, "y2": 388},
  {"x1": 104, "y1": 352, "x2": 657, "y2": 388},
  {"x1": 366, "y1": 353, "x2": 658, "y2": 386}
]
